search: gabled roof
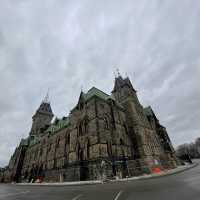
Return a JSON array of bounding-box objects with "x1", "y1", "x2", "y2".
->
[
  {"x1": 28, "y1": 117, "x2": 70, "y2": 146},
  {"x1": 45, "y1": 117, "x2": 70, "y2": 135},
  {"x1": 32, "y1": 101, "x2": 54, "y2": 120},
  {"x1": 20, "y1": 138, "x2": 29, "y2": 146},
  {"x1": 32, "y1": 91, "x2": 54, "y2": 118},
  {"x1": 36, "y1": 102, "x2": 53, "y2": 115},
  {"x1": 112, "y1": 76, "x2": 124, "y2": 92},
  {"x1": 83, "y1": 87, "x2": 114, "y2": 101},
  {"x1": 72, "y1": 87, "x2": 123, "y2": 112}
]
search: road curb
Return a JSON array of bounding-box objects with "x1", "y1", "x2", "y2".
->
[
  {"x1": 153, "y1": 162, "x2": 199, "y2": 178},
  {"x1": 114, "y1": 162, "x2": 199, "y2": 183},
  {"x1": 16, "y1": 180, "x2": 102, "y2": 186},
  {"x1": 16, "y1": 163, "x2": 198, "y2": 186}
]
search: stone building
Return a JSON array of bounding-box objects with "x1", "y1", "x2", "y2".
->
[{"x1": 0, "y1": 75, "x2": 179, "y2": 183}]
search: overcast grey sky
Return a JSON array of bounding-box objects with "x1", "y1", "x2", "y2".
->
[{"x1": 0, "y1": 0, "x2": 200, "y2": 167}]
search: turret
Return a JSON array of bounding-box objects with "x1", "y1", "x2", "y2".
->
[
  {"x1": 112, "y1": 74, "x2": 140, "y2": 106},
  {"x1": 30, "y1": 93, "x2": 54, "y2": 136}
]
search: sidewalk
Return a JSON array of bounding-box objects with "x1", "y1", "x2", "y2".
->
[
  {"x1": 17, "y1": 162, "x2": 198, "y2": 186},
  {"x1": 112, "y1": 162, "x2": 198, "y2": 183},
  {"x1": 17, "y1": 180, "x2": 102, "y2": 186}
]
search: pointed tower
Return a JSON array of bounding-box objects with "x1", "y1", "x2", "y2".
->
[
  {"x1": 112, "y1": 74, "x2": 143, "y2": 158},
  {"x1": 30, "y1": 93, "x2": 54, "y2": 136},
  {"x1": 112, "y1": 74, "x2": 163, "y2": 172},
  {"x1": 112, "y1": 74, "x2": 139, "y2": 105}
]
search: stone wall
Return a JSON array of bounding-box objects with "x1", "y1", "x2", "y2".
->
[{"x1": 2, "y1": 76, "x2": 179, "y2": 183}]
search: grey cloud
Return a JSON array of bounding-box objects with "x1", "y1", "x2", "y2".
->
[{"x1": 0, "y1": 0, "x2": 200, "y2": 166}]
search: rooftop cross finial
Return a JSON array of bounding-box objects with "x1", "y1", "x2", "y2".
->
[
  {"x1": 116, "y1": 68, "x2": 121, "y2": 77},
  {"x1": 113, "y1": 70, "x2": 117, "y2": 78},
  {"x1": 43, "y1": 88, "x2": 50, "y2": 103},
  {"x1": 114, "y1": 67, "x2": 122, "y2": 77}
]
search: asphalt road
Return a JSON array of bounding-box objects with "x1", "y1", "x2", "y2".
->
[{"x1": 0, "y1": 161, "x2": 200, "y2": 200}]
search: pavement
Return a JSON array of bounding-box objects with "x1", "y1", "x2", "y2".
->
[
  {"x1": 16, "y1": 162, "x2": 197, "y2": 186},
  {"x1": 0, "y1": 160, "x2": 200, "y2": 200}
]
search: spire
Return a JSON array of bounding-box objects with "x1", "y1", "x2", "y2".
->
[
  {"x1": 113, "y1": 71, "x2": 117, "y2": 78},
  {"x1": 116, "y1": 68, "x2": 121, "y2": 77},
  {"x1": 112, "y1": 68, "x2": 125, "y2": 93},
  {"x1": 43, "y1": 88, "x2": 50, "y2": 103},
  {"x1": 30, "y1": 91, "x2": 54, "y2": 136},
  {"x1": 112, "y1": 73, "x2": 136, "y2": 93},
  {"x1": 35, "y1": 89, "x2": 53, "y2": 115},
  {"x1": 81, "y1": 85, "x2": 84, "y2": 93}
]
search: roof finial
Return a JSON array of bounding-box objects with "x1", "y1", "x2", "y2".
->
[
  {"x1": 113, "y1": 70, "x2": 116, "y2": 78},
  {"x1": 43, "y1": 88, "x2": 50, "y2": 103},
  {"x1": 116, "y1": 68, "x2": 121, "y2": 77}
]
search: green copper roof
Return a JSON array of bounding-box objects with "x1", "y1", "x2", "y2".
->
[
  {"x1": 28, "y1": 117, "x2": 70, "y2": 146},
  {"x1": 144, "y1": 106, "x2": 158, "y2": 120},
  {"x1": 83, "y1": 87, "x2": 115, "y2": 101},
  {"x1": 70, "y1": 87, "x2": 123, "y2": 110},
  {"x1": 29, "y1": 136, "x2": 40, "y2": 146},
  {"x1": 20, "y1": 138, "x2": 29, "y2": 146},
  {"x1": 45, "y1": 117, "x2": 70, "y2": 135},
  {"x1": 144, "y1": 106, "x2": 153, "y2": 116}
]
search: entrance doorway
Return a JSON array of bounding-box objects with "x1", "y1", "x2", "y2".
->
[{"x1": 79, "y1": 150, "x2": 89, "y2": 181}]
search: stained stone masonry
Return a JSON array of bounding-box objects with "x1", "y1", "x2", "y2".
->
[{"x1": 0, "y1": 75, "x2": 179, "y2": 183}]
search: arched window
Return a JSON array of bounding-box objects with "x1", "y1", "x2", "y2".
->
[
  {"x1": 107, "y1": 141, "x2": 112, "y2": 156},
  {"x1": 48, "y1": 144, "x2": 52, "y2": 153},
  {"x1": 120, "y1": 138, "x2": 124, "y2": 145},
  {"x1": 123, "y1": 123, "x2": 128, "y2": 134},
  {"x1": 34, "y1": 149, "x2": 38, "y2": 160},
  {"x1": 86, "y1": 140, "x2": 90, "y2": 159},
  {"x1": 79, "y1": 150, "x2": 84, "y2": 161},
  {"x1": 78, "y1": 118, "x2": 89, "y2": 136},
  {"x1": 56, "y1": 137, "x2": 60, "y2": 148},
  {"x1": 104, "y1": 116, "x2": 109, "y2": 130},
  {"x1": 39, "y1": 148, "x2": 43, "y2": 156},
  {"x1": 64, "y1": 133, "x2": 70, "y2": 155},
  {"x1": 79, "y1": 102, "x2": 84, "y2": 110},
  {"x1": 77, "y1": 144, "x2": 84, "y2": 161},
  {"x1": 84, "y1": 119, "x2": 88, "y2": 133},
  {"x1": 78, "y1": 123, "x2": 83, "y2": 136},
  {"x1": 67, "y1": 134, "x2": 70, "y2": 144}
]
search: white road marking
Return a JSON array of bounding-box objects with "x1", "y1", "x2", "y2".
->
[
  {"x1": 72, "y1": 194, "x2": 83, "y2": 200},
  {"x1": 114, "y1": 190, "x2": 123, "y2": 200},
  {"x1": 0, "y1": 190, "x2": 30, "y2": 198}
]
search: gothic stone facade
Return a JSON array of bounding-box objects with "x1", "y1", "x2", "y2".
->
[{"x1": 1, "y1": 75, "x2": 179, "y2": 183}]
